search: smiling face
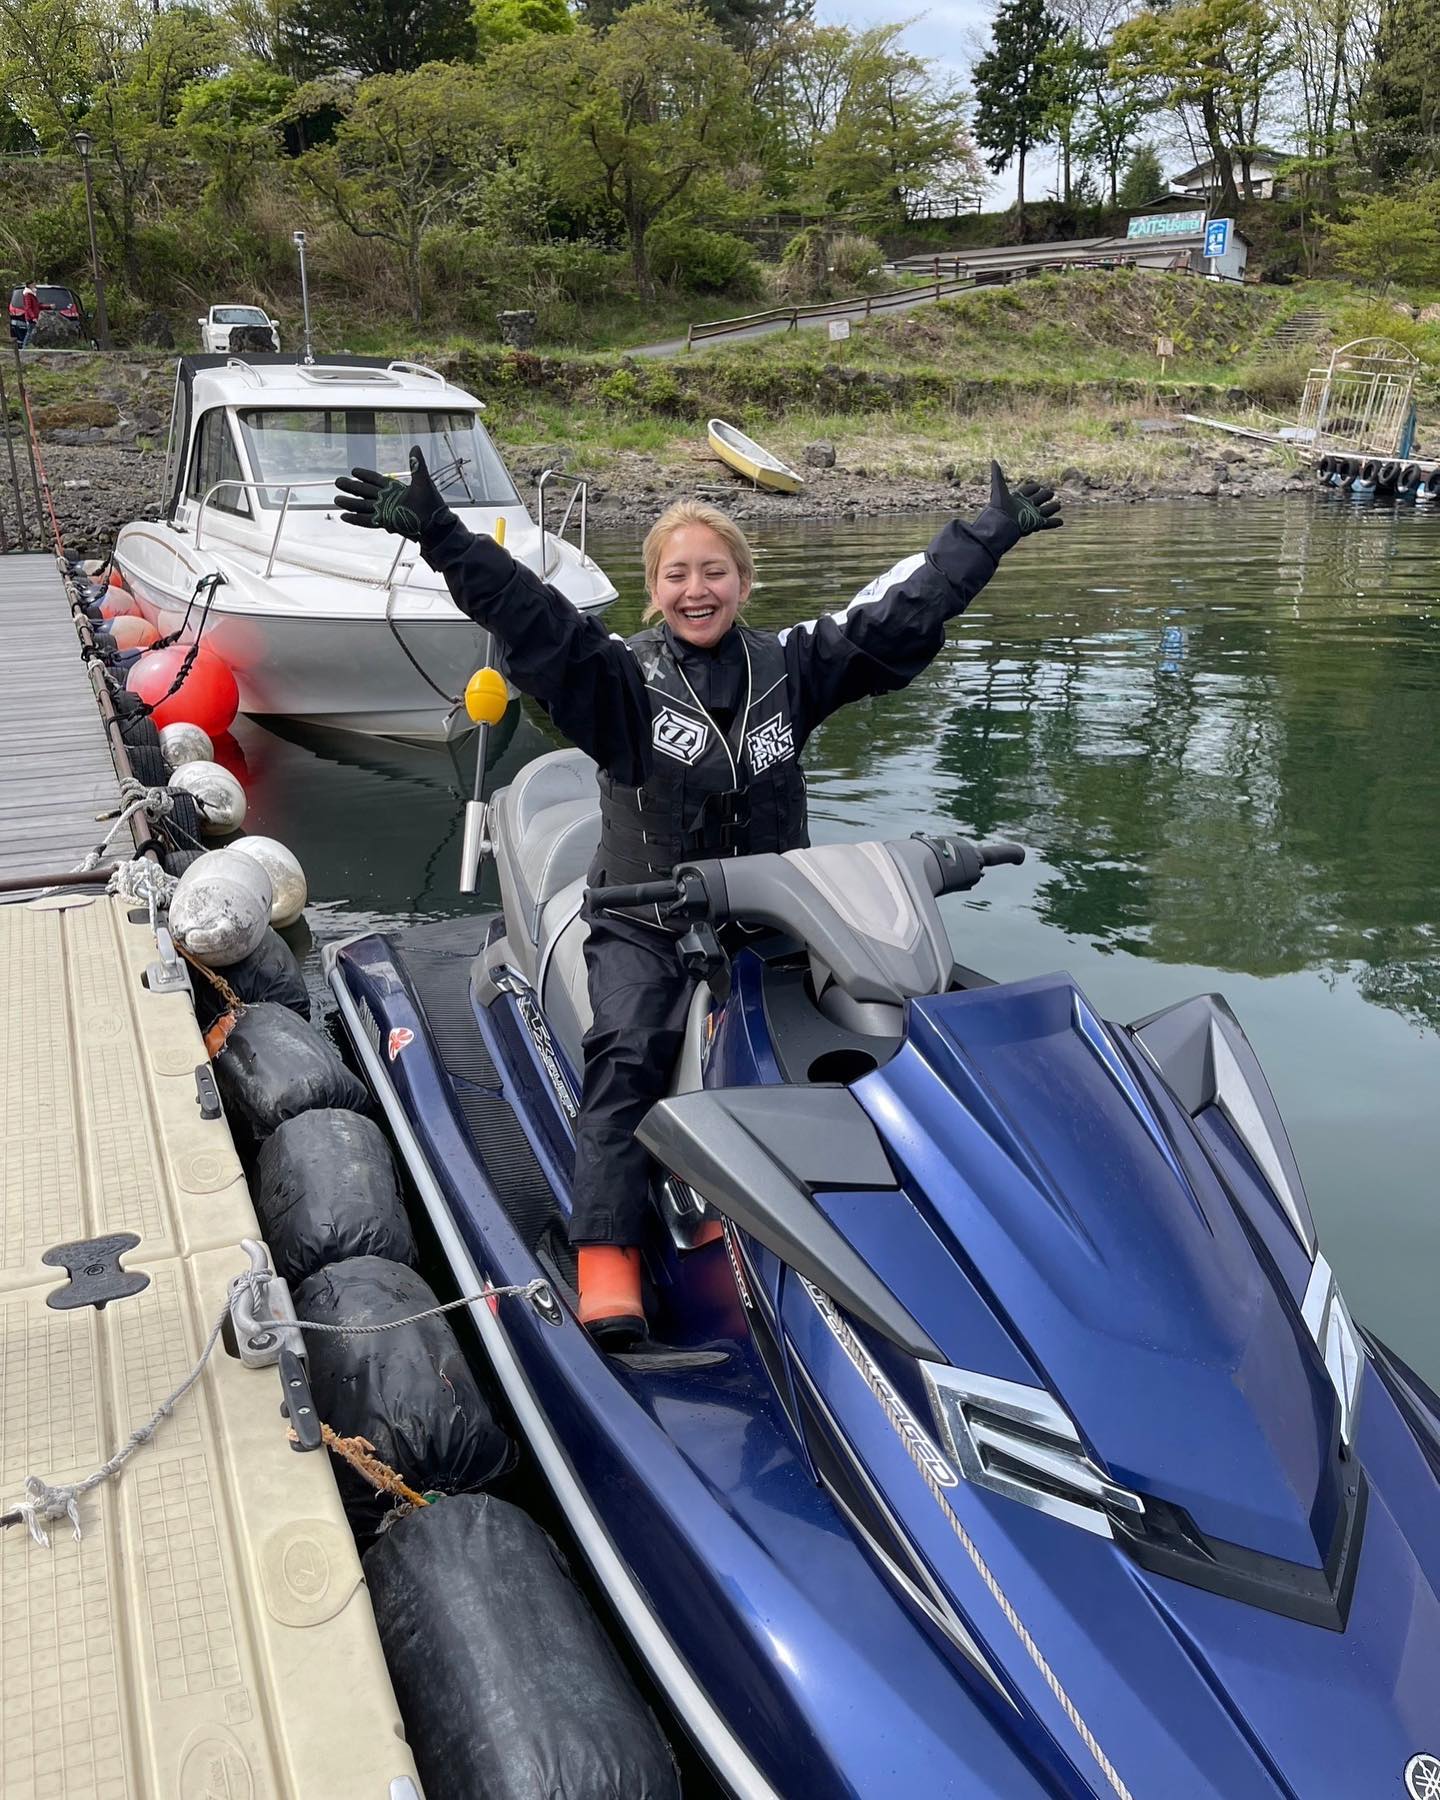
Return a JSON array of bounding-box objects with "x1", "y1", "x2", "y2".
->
[{"x1": 649, "y1": 523, "x2": 751, "y2": 649}]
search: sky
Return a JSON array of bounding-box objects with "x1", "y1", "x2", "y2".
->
[{"x1": 810, "y1": 0, "x2": 1078, "y2": 210}]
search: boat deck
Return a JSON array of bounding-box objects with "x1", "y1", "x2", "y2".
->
[
  {"x1": 0, "y1": 555, "x2": 122, "y2": 880},
  {"x1": 0, "y1": 552, "x2": 419, "y2": 1797}
]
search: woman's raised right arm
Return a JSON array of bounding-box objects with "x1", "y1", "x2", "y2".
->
[
  {"x1": 337, "y1": 452, "x2": 650, "y2": 781},
  {"x1": 421, "y1": 515, "x2": 649, "y2": 780}
]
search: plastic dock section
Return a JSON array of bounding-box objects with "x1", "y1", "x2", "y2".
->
[{"x1": 0, "y1": 559, "x2": 420, "y2": 1798}]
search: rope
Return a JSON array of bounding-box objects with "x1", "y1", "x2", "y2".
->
[
  {"x1": 131, "y1": 574, "x2": 227, "y2": 721},
  {"x1": 298, "y1": 1424, "x2": 432, "y2": 1509},
  {"x1": 1, "y1": 1267, "x2": 548, "y2": 1547},
  {"x1": 177, "y1": 942, "x2": 246, "y2": 1016},
  {"x1": 77, "y1": 783, "x2": 175, "y2": 873},
  {"x1": 801, "y1": 1278, "x2": 1136, "y2": 1800},
  {"x1": 107, "y1": 858, "x2": 178, "y2": 910},
  {"x1": 15, "y1": 360, "x2": 63, "y2": 557},
  {"x1": 152, "y1": 570, "x2": 225, "y2": 652}
]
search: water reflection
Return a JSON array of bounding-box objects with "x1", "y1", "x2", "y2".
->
[{"x1": 232, "y1": 496, "x2": 1440, "y2": 1374}]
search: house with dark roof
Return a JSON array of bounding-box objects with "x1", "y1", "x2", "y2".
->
[{"x1": 1168, "y1": 151, "x2": 1288, "y2": 201}]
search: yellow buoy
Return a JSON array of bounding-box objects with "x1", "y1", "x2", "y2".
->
[
  {"x1": 465, "y1": 666, "x2": 509, "y2": 726},
  {"x1": 493, "y1": 516, "x2": 506, "y2": 547}
]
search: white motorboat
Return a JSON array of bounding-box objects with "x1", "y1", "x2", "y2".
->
[{"x1": 114, "y1": 355, "x2": 618, "y2": 741}]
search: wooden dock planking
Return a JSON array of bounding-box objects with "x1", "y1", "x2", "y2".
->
[{"x1": 0, "y1": 554, "x2": 121, "y2": 879}]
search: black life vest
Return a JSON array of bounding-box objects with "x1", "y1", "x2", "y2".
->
[{"x1": 595, "y1": 624, "x2": 808, "y2": 885}]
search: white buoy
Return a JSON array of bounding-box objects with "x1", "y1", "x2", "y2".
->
[
  {"x1": 170, "y1": 852, "x2": 273, "y2": 966},
  {"x1": 159, "y1": 721, "x2": 215, "y2": 770},
  {"x1": 229, "y1": 835, "x2": 308, "y2": 928},
  {"x1": 168, "y1": 760, "x2": 246, "y2": 835}
]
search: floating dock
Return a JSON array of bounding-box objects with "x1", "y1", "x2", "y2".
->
[
  {"x1": 0, "y1": 555, "x2": 123, "y2": 878},
  {"x1": 0, "y1": 555, "x2": 420, "y2": 1798}
]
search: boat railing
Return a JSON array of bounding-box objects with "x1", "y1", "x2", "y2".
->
[
  {"x1": 536, "y1": 468, "x2": 589, "y2": 578},
  {"x1": 195, "y1": 479, "x2": 410, "y2": 586}
]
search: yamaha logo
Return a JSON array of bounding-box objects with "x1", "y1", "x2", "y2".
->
[
  {"x1": 1407, "y1": 1755, "x2": 1440, "y2": 1800},
  {"x1": 652, "y1": 708, "x2": 709, "y2": 765}
]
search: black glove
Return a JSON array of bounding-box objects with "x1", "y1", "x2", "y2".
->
[
  {"x1": 990, "y1": 461, "x2": 1063, "y2": 534},
  {"x1": 335, "y1": 446, "x2": 448, "y2": 540}
]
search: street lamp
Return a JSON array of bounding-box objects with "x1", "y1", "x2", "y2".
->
[
  {"x1": 73, "y1": 130, "x2": 112, "y2": 350},
  {"x1": 293, "y1": 230, "x2": 314, "y2": 364}
]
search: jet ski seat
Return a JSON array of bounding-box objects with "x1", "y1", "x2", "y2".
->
[
  {"x1": 493, "y1": 750, "x2": 598, "y2": 956},
  {"x1": 488, "y1": 750, "x2": 705, "y2": 1087}
]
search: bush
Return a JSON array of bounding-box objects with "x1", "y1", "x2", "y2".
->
[
  {"x1": 776, "y1": 225, "x2": 830, "y2": 300},
  {"x1": 645, "y1": 221, "x2": 760, "y2": 295},
  {"x1": 826, "y1": 233, "x2": 885, "y2": 290}
]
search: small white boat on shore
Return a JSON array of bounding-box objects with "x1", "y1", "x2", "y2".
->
[
  {"x1": 706, "y1": 417, "x2": 806, "y2": 494},
  {"x1": 114, "y1": 355, "x2": 618, "y2": 742}
]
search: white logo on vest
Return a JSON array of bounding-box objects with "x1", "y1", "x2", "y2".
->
[
  {"x1": 653, "y1": 708, "x2": 709, "y2": 765},
  {"x1": 746, "y1": 714, "x2": 794, "y2": 773}
]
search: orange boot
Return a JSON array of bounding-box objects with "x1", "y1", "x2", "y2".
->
[{"x1": 577, "y1": 1245, "x2": 647, "y2": 1348}]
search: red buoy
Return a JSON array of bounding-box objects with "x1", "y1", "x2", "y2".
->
[
  {"x1": 108, "y1": 614, "x2": 159, "y2": 650},
  {"x1": 107, "y1": 567, "x2": 129, "y2": 590},
  {"x1": 100, "y1": 589, "x2": 142, "y2": 619},
  {"x1": 126, "y1": 643, "x2": 239, "y2": 735}
]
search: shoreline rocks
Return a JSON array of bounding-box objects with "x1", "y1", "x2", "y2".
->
[{"x1": 0, "y1": 430, "x2": 1316, "y2": 558}]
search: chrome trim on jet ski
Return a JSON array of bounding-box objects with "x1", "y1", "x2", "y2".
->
[
  {"x1": 785, "y1": 1353, "x2": 1014, "y2": 1703},
  {"x1": 1302, "y1": 1253, "x2": 1365, "y2": 1449},
  {"x1": 922, "y1": 1367, "x2": 1144, "y2": 1540},
  {"x1": 800, "y1": 1278, "x2": 958, "y2": 1489},
  {"x1": 327, "y1": 964, "x2": 783, "y2": 1800}
]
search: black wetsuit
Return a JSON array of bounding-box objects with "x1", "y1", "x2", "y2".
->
[{"x1": 421, "y1": 506, "x2": 1021, "y2": 1244}]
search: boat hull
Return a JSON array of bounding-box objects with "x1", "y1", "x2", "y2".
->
[
  {"x1": 113, "y1": 525, "x2": 610, "y2": 742},
  {"x1": 707, "y1": 420, "x2": 805, "y2": 494}
]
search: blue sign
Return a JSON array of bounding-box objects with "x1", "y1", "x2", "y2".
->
[{"x1": 1204, "y1": 218, "x2": 1231, "y2": 259}]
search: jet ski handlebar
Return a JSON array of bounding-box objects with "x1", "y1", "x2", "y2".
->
[{"x1": 589, "y1": 835, "x2": 1025, "y2": 921}]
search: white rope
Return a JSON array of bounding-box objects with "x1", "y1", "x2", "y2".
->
[
  {"x1": 76, "y1": 782, "x2": 175, "y2": 873},
  {"x1": 4, "y1": 1266, "x2": 548, "y2": 1547},
  {"x1": 805, "y1": 1281, "x2": 1136, "y2": 1800},
  {"x1": 107, "y1": 859, "x2": 178, "y2": 910}
]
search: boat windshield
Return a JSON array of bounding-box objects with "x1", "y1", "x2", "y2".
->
[{"x1": 235, "y1": 407, "x2": 520, "y2": 510}]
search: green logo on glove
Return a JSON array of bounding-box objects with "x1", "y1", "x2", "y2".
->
[{"x1": 374, "y1": 482, "x2": 421, "y2": 538}]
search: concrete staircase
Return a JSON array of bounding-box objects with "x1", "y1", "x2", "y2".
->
[{"x1": 1255, "y1": 308, "x2": 1330, "y2": 361}]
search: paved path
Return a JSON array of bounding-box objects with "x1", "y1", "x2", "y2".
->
[{"x1": 627, "y1": 282, "x2": 969, "y2": 359}]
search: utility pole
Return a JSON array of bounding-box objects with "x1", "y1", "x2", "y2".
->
[{"x1": 73, "y1": 131, "x2": 112, "y2": 350}]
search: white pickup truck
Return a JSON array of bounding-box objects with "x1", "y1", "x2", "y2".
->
[{"x1": 199, "y1": 303, "x2": 280, "y2": 354}]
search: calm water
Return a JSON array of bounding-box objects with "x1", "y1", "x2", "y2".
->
[{"x1": 231, "y1": 496, "x2": 1440, "y2": 1380}]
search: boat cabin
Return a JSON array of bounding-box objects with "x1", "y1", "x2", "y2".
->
[{"x1": 160, "y1": 354, "x2": 527, "y2": 557}]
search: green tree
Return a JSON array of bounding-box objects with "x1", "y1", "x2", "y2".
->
[
  {"x1": 1111, "y1": 0, "x2": 1286, "y2": 215},
  {"x1": 1, "y1": 0, "x2": 230, "y2": 284},
  {"x1": 1362, "y1": 0, "x2": 1440, "y2": 182},
  {"x1": 473, "y1": 0, "x2": 574, "y2": 55},
  {"x1": 1039, "y1": 31, "x2": 1097, "y2": 204},
  {"x1": 1075, "y1": 49, "x2": 1144, "y2": 204},
  {"x1": 803, "y1": 24, "x2": 975, "y2": 226},
  {"x1": 294, "y1": 62, "x2": 493, "y2": 323},
  {"x1": 1323, "y1": 188, "x2": 1440, "y2": 290},
  {"x1": 972, "y1": 0, "x2": 1062, "y2": 227},
  {"x1": 284, "y1": 0, "x2": 474, "y2": 75},
  {"x1": 485, "y1": 0, "x2": 752, "y2": 295},
  {"x1": 1116, "y1": 140, "x2": 1165, "y2": 205},
  {"x1": 176, "y1": 67, "x2": 297, "y2": 213}
]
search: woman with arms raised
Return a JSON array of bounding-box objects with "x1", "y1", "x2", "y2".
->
[{"x1": 337, "y1": 452, "x2": 1061, "y2": 1344}]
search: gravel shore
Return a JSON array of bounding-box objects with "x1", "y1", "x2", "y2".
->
[{"x1": 2, "y1": 431, "x2": 1313, "y2": 559}]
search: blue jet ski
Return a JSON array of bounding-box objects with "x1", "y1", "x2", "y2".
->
[{"x1": 327, "y1": 747, "x2": 1440, "y2": 1800}]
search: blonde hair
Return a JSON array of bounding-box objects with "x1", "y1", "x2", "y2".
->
[{"x1": 642, "y1": 501, "x2": 754, "y2": 620}]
